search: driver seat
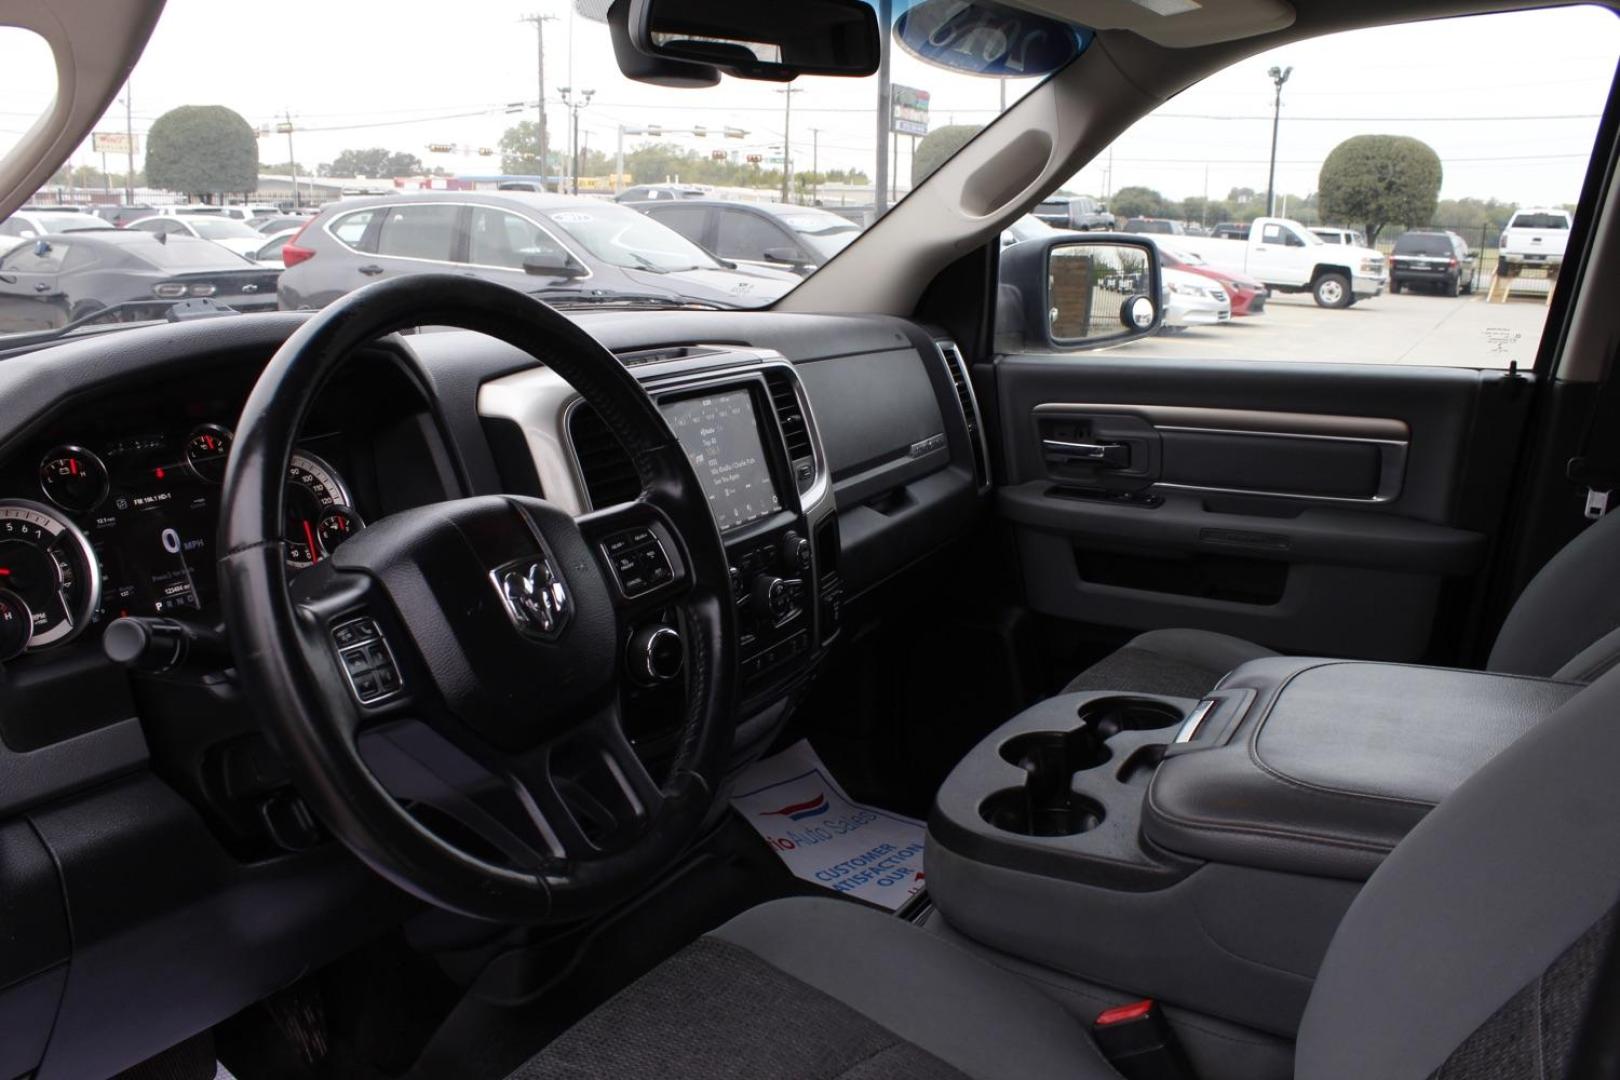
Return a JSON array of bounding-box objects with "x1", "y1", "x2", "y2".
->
[{"x1": 509, "y1": 664, "x2": 1620, "y2": 1079}]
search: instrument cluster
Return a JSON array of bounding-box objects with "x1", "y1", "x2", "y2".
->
[{"x1": 0, "y1": 423, "x2": 364, "y2": 658}]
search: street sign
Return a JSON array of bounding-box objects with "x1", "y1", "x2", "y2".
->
[
  {"x1": 891, "y1": 85, "x2": 931, "y2": 136},
  {"x1": 91, "y1": 132, "x2": 135, "y2": 154},
  {"x1": 724, "y1": 127, "x2": 748, "y2": 139}
]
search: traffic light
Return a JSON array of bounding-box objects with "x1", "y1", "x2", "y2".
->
[
  {"x1": 478, "y1": 147, "x2": 494, "y2": 156},
  {"x1": 427, "y1": 143, "x2": 454, "y2": 154},
  {"x1": 692, "y1": 125, "x2": 706, "y2": 138},
  {"x1": 725, "y1": 127, "x2": 748, "y2": 139},
  {"x1": 711, "y1": 149, "x2": 727, "y2": 160},
  {"x1": 646, "y1": 125, "x2": 662, "y2": 137},
  {"x1": 746, "y1": 154, "x2": 763, "y2": 164}
]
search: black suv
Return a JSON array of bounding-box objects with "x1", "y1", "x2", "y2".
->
[{"x1": 1389, "y1": 229, "x2": 1477, "y2": 295}]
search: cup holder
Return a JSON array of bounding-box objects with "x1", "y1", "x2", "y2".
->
[
  {"x1": 987, "y1": 728, "x2": 1111, "y2": 836},
  {"x1": 979, "y1": 697, "x2": 1186, "y2": 837},
  {"x1": 981, "y1": 785, "x2": 1106, "y2": 837},
  {"x1": 1078, "y1": 696, "x2": 1185, "y2": 738}
]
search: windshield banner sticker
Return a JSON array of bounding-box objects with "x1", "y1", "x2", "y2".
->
[{"x1": 730, "y1": 739, "x2": 926, "y2": 910}]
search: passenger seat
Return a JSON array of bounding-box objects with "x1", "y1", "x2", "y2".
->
[{"x1": 1066, "y1": 508, "x2": 1620, "y2": 697}]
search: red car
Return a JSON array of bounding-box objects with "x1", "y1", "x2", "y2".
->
[{"x1": 1159, "y1": 246, "x2": 1267, "y2": 315}]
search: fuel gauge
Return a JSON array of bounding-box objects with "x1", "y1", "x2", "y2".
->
[
  {"x1": 39, "y1": 446, "x2": 109, "y2": 513},
  {"x1": 185, "y1": 424, "x2": 234, "y2": 484},
  {"x1": 316, "y1": 505, "x2": 363, "y2": 557}
]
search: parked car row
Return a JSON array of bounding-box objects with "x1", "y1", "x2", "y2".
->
[{"x1": 0, "y1": 188, "x2": 1515, "y2": 338}]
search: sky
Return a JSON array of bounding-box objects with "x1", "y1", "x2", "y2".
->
[{"x1": 1, "y1": 2, "x2": 1616, "y2": 208}]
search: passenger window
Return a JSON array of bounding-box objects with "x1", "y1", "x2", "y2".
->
[
  {"x1": 330, "y1": 210, "x2": 377, "y2": 251},
  {"x1": 375, "y1": 205, "x2": 458, "y2": 262},
  {"x1": 1015, "y1": 6, "x2": 1620, "y2": 370},
  {"x1": 8, "y1": 241, "x2": 68, "y2": 273},
  {"x1": 646, "y1": 206, "x2": 710, "y2": 246},
  {"x1": 465, "y1": 208, "x2": 565, "y2": 269},
  {"x1": 714, "y1": 211, "x2": 793, "y2": 261}
]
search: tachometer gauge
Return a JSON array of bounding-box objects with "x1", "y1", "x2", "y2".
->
[
  {"x1": 0, "y1": 499, "x2": 101, "y2": 650},
  {"x1": 285, "y1": 452, "x2": 356, "y2": 568},
  {"x1": 38, "y1": 445, "x2": 109, "y2": 513},
  {"x1": 316, "y1": 505, "x2": 363, "y2": 557},
  {"x1": 185, "y1": 424, "x2": 234, "y2": 484}
]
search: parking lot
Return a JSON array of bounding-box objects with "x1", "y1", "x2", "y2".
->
[{"x1": 1112, "y1": 281, "x2": 1555, "y2": 370}]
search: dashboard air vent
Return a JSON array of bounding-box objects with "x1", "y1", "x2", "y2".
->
[
  {"x1": 938, "y1": 341, "x2": 989, "y2": 490},
  {"x1": 567, "y1": 404, "x2": 639, "y2": 508},
  {"x1": 764, "y1": 367, "x2": 817, "y2": 494}
]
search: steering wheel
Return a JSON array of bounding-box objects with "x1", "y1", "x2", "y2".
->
[{"x1": 218, "y1": 274, "x2": 736, "y2": 923}]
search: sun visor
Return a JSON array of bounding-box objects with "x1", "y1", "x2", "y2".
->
[{"x1": 1008, "y1": 0, "x2": 1294, "y2": 47}]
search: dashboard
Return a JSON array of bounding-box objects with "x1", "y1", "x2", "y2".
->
[{"x1": 0, "y1": 308, "x2": 987, "y2": 1080}]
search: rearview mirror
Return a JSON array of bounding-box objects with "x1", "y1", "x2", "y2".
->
[
  {"x1": 998, "y1": 235, "x2": 1163, "y2": 351},
  {"x1": 522, "y1": 251, "x2": 585, "y2": 277},
  {"x1": 626, "y1": 0, "x2": 881, "y2": 81}
]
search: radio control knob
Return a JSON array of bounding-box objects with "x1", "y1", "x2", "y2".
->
[
  {"x1": 628, "y1": 625, "x2": 685, "y2": 685},
  {"x1": 750, "y1": 574, "x2": 794, "y2": 623},
  {"x1": 781, "y1": 531, "x2": 812, "y2": 575}
]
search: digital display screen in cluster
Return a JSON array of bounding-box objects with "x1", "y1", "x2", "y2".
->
[{"x1": 660, "y1": 391, "x2": 781, "y2": 533}]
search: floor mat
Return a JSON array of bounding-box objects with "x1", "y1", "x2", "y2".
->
[{"x1": 729, "y1": 739, "x2": 927, "y2": 911}]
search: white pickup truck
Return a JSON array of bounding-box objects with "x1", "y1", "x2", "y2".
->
[
  {"x1": 1178, "y1": 216, "x2": 1387, "y2": 308},
  {"x1": 1498, "y1": 208, "x2": 1572, "y2": 274}
]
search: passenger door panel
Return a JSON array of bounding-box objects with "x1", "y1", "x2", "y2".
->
[{"x1": 995, "y1": 355, "x2": 1505, "y2": 661}]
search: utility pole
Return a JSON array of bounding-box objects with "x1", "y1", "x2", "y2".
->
[
  {"x1": 520, "y1": 14, "x2": 555, "y2": 188},
  {"x1": 874, "y1": 0, "x2": 892, "y2": 217},
  {"x1": 123, "y1": 85, "x2": 135, "y2": 204},
  {"x1": 277, "y1": 110, "x2": 299, "y2": 208},
  {"x1": 777, "y1": 86, "x2": 803, "y2": 202},
  {"x1": 1265, "y1": 64, "x2": 1293, "y2": 217},
  {"x1": 810, "y1": 128, "x2": 820, "y2": 204}
]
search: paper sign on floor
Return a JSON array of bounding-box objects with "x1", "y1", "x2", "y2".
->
[{"x1": 730, "y1": 739, "x2": 926, "y2": 911}]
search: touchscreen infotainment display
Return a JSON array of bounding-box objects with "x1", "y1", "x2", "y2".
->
[{"x1": 661, "y1": 391, "x2": 781, "y2": 532}]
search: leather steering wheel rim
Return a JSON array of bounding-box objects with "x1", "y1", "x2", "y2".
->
[{"x1": 218, "y1": 273, "x2": 735, "y2": 923}]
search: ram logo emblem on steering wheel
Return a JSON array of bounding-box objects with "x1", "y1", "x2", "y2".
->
[{"x1": 493, "y1": 555, "x2": 571, "y2": 640}]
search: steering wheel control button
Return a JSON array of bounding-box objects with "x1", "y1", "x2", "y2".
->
[
  {"x1": 601, "y1": 528, "x2": 673, "y2": 599},
  {"x1": 492, "y1": 552, "x2": 572, "y2": 640},
  {"x1": 331, "y1": 617, "x2": 403, "y2": 705},
  {"x1": 629, "y1": 625, "x2": 686, "y2": 684}
]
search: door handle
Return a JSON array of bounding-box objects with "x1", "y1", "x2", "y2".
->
[
  {"x1": 33, "y1": 283, "x2": 50, "y2": 292},
  {"x1": 358, "y1": 264, "x2": 385, "y2": 276},
  {"x1": 1043, "y1": 439, "x2": 1129, "y2": 468}
]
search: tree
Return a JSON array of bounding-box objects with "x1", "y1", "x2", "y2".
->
[
  {"x1": 911, "y1": 125, "x2": 982, "y2": 187},
  {"x1": 1318, "y1": 135, "x2": 1442, "y2": 246},
  {"x1": 328, "y1": 148, "x2": 423, "y2": 178},
  {"x1": 1110, "y1": 186, "x2": 1168, "y2": 220},
  {"x1": 500, "y1": 121, "x2": 549, "y2": 175},
  {"x1": 145, "y1": 105, "x2": 258, "y2": 199}
]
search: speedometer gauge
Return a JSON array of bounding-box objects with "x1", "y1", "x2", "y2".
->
[
  {"x1": 0, "y1": 499, "x2": 101, "y2": 650},
  {"x1": 285, "y1": 452, "x2": 357, "y2": 568}
]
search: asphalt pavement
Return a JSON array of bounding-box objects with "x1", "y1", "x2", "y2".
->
[{"x1": 1108, "y1": 280, "x2": 1554, "y2": 370}]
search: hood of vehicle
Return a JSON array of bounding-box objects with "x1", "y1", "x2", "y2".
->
[
  {"x1": 1183, "y1": 264, "x2": 1261, "y2": 292},
  {"x1": 619, "y1": 265, "x2": 794, "y2": 303}
]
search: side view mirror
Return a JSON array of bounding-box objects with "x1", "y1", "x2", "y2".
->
[
  {"x1": 999, "y1": 234, "x2": 1163, "y2": 350},
  {"x1": 763, "y1": 246, "x2": 810, "y2": 268},
  {"x1": 522, "y1": 251, "x2": 586, "y2": 277}
]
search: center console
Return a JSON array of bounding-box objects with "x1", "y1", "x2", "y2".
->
[{"x1": 925, "y1": 658, "x2": 1582, "y2": 1036}]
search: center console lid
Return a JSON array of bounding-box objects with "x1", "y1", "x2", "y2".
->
[{"x1": 1145, "y1": 658, "x2": 1581, "y2": 880}]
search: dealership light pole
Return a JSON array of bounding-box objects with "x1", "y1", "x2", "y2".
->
[
  {"x1": 121, "y1": 86, "x2": 135, "y2": 204},
  {"x1": 1265, "y1": 64, "x2": 1292, "y2": 218}
]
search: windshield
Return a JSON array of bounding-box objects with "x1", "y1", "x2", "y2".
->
[
  {"x1": 544, "y1": 206, "x2": 719, "y2": 272},
  {"x1": 1511, "y1": 212, "x2": 1570, "y2": 229},
  {"x1": 0, "y1": 0, "x2": 1060, "y2": 333},
  {"x1": 1394, "y1": 233, "x2": 1454, "y2": 255},
  {"x1": 189, "y1": 218, "x2": 262, "y2": 240},
  {"x1": 48, "y1": 218, "x2": 118, "y2": 234}
]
